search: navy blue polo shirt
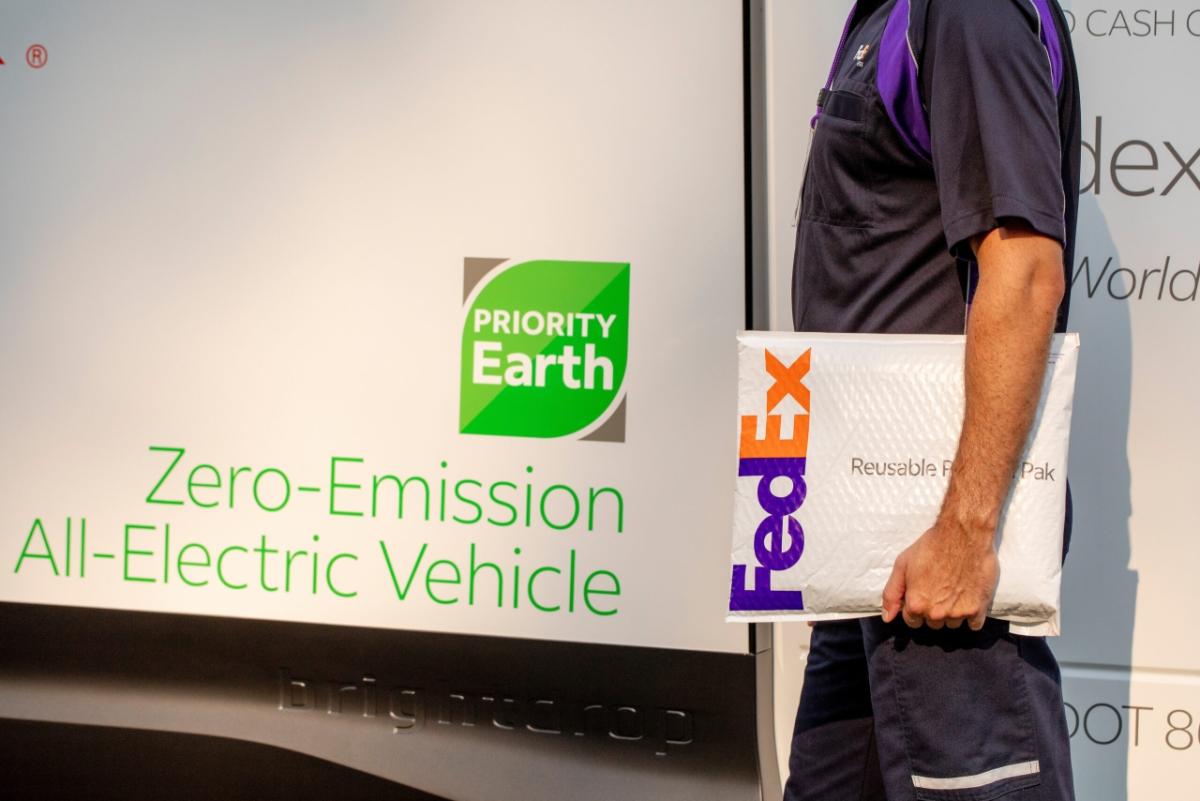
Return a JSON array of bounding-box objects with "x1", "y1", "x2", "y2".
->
[{"x1": 792, "y1": 0, "x2": 1081, "y2": 336}]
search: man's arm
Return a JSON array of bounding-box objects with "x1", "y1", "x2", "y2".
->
[{"x1": 881, "y1": 222, "x2": 1065, "y2": 630}]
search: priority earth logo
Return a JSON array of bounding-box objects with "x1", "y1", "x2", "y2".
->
[{"x1": 460, "y1": 258, "x2": 630, "y2": 441}]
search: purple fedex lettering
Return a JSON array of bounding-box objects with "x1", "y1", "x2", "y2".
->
[
  {"x1": 730, "y1": 565, "x2": 804, "y2": 610},
  {"x1": 729, "y1": 457, "x2": 807, "y2": 610},
  {"x1": 755, "y1": 509, "x2": 804, "y2": 570},
  {"x1": 730, "y1": 348, "x2": 813, "y2": 613}
]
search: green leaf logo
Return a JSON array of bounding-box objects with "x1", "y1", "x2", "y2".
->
[{"x1": 460, "y1": 258, "x2": 630, "y2": 440}]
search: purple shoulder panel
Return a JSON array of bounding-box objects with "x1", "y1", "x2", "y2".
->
[
  {"x1": 878, "y1": 0, "x2": 1064, "y2": 160},
  {"x1": 877, "y1": 0, "x2": 933, "y2": 162},
  {"x1": 1030, "y1": 0, "x2": 1065, "y2": 94}
]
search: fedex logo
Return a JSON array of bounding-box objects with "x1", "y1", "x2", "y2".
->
[{"x1": 729, "y1": 349, "x2": 810, "y2": 612}]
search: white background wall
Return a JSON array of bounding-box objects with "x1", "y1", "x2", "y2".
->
[{"x1": 0, "y1": 0, "x2": 748, "y2": 654}]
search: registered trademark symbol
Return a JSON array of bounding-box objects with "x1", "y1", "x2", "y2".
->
[{"x1": 26, "y1": 44, "x2": 47, "y2": 69}]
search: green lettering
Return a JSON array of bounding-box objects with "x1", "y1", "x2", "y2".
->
[
  {"x1": 528, "y1": 566, "x2": 562, "y2": 612},
  {"x1": 162, "y1": 523, "x2": 171, "y2": 583},
  {"x1": 13, "y1": 518, "x2": 58, "y2": 575},
  {"x1": 123, "y1": 524, "x2": 157, "y2": 583},
  {"x1": 468, "y1": 543, "x2": 502, "y2": 606},
  {"x1": 452, "y1": 480, "x2": 483, "y2": 524},
  {"x1": 378, "y1": 541, "x2": 427, "y2": 600},
  {"x1": 254, "y1": 534, "x2": 279, "y2": 592},
  {"x1": 325, "y1": 553, "x2": 358, "y2": 598},
  {"x1": 228, "y1": 466, "x2": 252, "y2": 508},
  {"x1": 177, "y1": 542, "x2": 211, "y2": 587},
  {"x1": 587, "y1": 487, "x2": 624, "y2": 533},
  {"x1": 539, "y1": 485, "x2": 580, "y2": 531},
  {"x1": 285, "y1": 549, "x2": 307, "y2": 592},
  {"x1": 583, "y1": 569, "x2": 620, "y2": 616},
  {"x1": 371, "y1": 473, "x2": 429, "y2": 520},
  {"x1": 146, "y1": 446, "x2": 185, "y2": 506},
  {"x1": 187, "y1": 464, "x2": 221, "y2": 508},
  {"x1": 253, "y1": 467, "x2": 291, "y2": 513},
  {"x1": 568, "y1": 549, "x2": 576, "y2": 613},
  {"x1": 217, "y1": 545, "x2": 248, "y2": 590},
  {"x1": 330, "y1": 457, "x2": 364, "y2": 517},
  {"x1": 425, "y1": 559, "x2": 462, "y2": 605},
  {"x1": 486, "y1": 481, "x2": 518, "y2": 527}
]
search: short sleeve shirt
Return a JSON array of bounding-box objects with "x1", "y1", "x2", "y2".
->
[{"x1": 792, "y1": 0, "x2": 1081, "y2": 335}]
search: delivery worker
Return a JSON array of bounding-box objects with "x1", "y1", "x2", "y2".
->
[{"x1": 786, "y1": 1, "x2": 1081, "y2": 799}]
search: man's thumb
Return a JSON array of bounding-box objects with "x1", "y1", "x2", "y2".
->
[{"x1": 881, "y1": 553, "x2": 907, "y2": 623}]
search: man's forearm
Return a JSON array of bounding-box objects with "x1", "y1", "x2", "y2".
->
[
  {"x1": 939, "y1": 226, "x2": 1066, "y2": 544},
  {"x1": 880, "y1": 224, "x2": 1066, "y2": 628}
]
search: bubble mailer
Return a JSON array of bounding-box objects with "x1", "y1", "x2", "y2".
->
[{"x1": 727, "y1": 332, "x2": 1080, "y2": 636}]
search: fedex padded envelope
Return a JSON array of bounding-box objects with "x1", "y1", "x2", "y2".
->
[{"x1": 727, "y1": 332, "x2": 1079, "y2": 636}]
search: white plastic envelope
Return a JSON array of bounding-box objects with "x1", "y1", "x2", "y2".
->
[{"x1": 727, "y1": 332, "x2": 1079, "y2": 636}]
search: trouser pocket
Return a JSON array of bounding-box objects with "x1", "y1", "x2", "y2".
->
[{"x1": 888, "y1": 622, "x2": 1041, "y2": 801}]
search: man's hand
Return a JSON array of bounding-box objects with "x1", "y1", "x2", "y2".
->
[
  {"x1": 881, "y1": 518, "x2": 999, "y2": 630},
  {"x1": 880, "y1": 221, "x2": 1064, "y2": 630}
]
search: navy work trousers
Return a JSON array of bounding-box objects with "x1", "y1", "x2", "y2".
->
[{"x1": 784, "y1": 618, "x2": 1075, "y2": 801}]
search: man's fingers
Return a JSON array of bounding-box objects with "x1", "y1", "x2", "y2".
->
[
  {"x1": 926, "y1": 617, "x2": 944, "y2": 630},
  {"x1": 881, "y1": 553, "x2": 907, "y2": 623},
  {"x1": 968, "y1": 610, "x2": 988, "y2": 631},
  {"x1": 901, "y1": 606, "x2": 924, "y2": 628},
  {"x1": 945, "y1": 617, "x2": 964, "y2": 629}
]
